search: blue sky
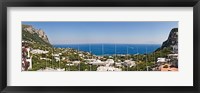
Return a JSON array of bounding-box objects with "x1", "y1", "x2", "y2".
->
[{"x1": 22, "y1": 21, "x2": 178, "y2": 44}]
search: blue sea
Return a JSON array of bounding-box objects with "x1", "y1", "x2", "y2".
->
[{"x1": 53, "y1": 44, "x2": 161, "y2": 56}]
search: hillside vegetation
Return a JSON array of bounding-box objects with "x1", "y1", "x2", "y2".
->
[{"x1": 22, "y1": 24, "x2": 52, "y2": 48}]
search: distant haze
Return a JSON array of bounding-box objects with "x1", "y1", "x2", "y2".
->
[{"x1": 22, "y1": 22, "x2": 178, "y2": 44}]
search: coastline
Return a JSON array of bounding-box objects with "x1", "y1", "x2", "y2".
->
[{"x1": 53, "y1": 44, "x2": 161, "y2": 56}]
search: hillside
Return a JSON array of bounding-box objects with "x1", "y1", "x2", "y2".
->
[
  {"x1": 156, "y1": 28, "x2": 178, "y2": 53},
  {"x1": 22, "y1": 24, "x2": 52, "y2": 47}
]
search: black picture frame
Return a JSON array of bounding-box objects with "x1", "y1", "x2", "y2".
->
[{"x1": 0, "y1": 0, "x2": 199, "y2": 93}]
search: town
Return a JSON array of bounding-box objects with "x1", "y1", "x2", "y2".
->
[{"x1": 22, "y1": 41, "x2": 178, "y2": 71}]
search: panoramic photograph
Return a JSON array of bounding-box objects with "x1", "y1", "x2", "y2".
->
[{"x1": 21, "y1": 22, "x2": 178, "y2": 71}]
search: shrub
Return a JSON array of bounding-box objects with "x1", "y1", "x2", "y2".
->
[{"x1": 163, "y1": 65, "x2": 168, "y2": 68}]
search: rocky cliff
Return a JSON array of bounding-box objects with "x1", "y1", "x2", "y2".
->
[
  {"x1": 159, "y1": 28, "x2": 178, "y2": 53},
  {"x1": 22, "y1": 24, "x2": 51, "y2": 47},
  {"x1": 22, "y1": 24, "x2": 50, "y2": 43}
]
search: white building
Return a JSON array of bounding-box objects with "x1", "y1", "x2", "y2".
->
[
  {"x1": 97, "y1": 66, "x2": 122, "y2": 71},
  {"x1": 31, "y1": 49, "x2": 49, "y2": 54},
  {"x1": 37, "y1": 67, "x2": 65, "y2": 71},
  {"x1": 26, "y1": 58, "x2": 32, "y2": 70},
  {"x1": 40, "y1": 57, "x2": 51, "y2": 61},
  {"x1": 72, "y1": 61, "x2": 80, "y2": 65},
  {"x1": 115, "y1": 62, "x2": 122, "y2": 67},
  {"x1": 88, "y1": 59, "x2": 105, "y2": 66},
  {"x1": 124, "y1": 60, "x2": 135, "y2": 67},
  {"x1": 66, "y1": 63, "x2": 74, "y2": 66},
  {"x1": 168, "y1": 54, "x2": 178, "y2": 59},
  {"x1": 167, "y1": 54, "x2": 178, "y2": 67},
  {"x1": 157, "y1": 58, "x2": 167, "y2": 63},
  {"x1": 52, "y1": 54, "x2": 60, "y2": 62},
  {"x1": 105, "y1": 59, "x2": 115, "y2": 66},
  {"x1": 157, "y1": 58, "x2": 166, "y2": 62}
]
